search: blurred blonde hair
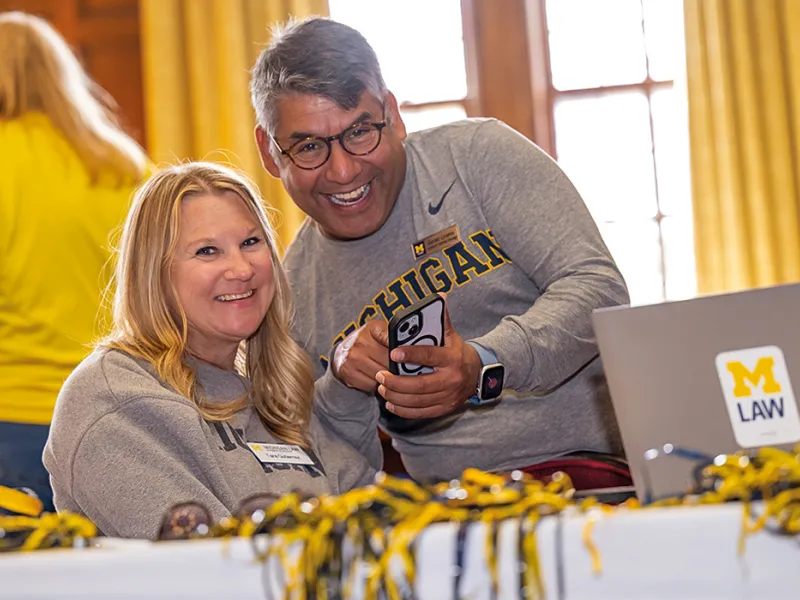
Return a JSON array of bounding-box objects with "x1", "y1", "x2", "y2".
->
[
  {"x1": 103, "y1": 162, "x2": 313, "y2": 447},
  {"x1": 0, "y1": 11, "x2": 146, "y2": 184}
]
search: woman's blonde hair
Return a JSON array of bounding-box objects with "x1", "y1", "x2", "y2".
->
[
  {"x1": 103, "y1": 162, "x2": 314, "y2": 447},
  {"x1": 0, "y1": 11, "x2": 146, "y2": 183}
]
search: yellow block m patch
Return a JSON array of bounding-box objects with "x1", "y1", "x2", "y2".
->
[{"x1": 727, "y1": 357, "x2": 782, "y2": 398}]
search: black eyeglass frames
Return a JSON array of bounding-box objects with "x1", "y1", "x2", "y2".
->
[{"x1": 270, "y1": 117, "x2": 388, "y2": 170}]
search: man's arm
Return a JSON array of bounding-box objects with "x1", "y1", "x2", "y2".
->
[
  {"x1": 376, "y1": 119, "x2": 628, "y2": 418},
  {"x1": 465, "y1": 119, "x2": 629, "y2": 392}
]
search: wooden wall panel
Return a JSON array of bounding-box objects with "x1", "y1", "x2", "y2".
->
[
  {"x1": 80, "y1": 37, "x2": 145, "y2": 143},
  {"x1": 462, "y1": 0, "x2": 555, "y2": 156},
  {"x1": 0, "y1": 0, "x2": 146, "y2": 146},
  {"x1": 463, "y1": 0, "x2": 536, "y2": 142},
  {"x1": 77, "y1": 0, "x2": 137, "y2": 18}
]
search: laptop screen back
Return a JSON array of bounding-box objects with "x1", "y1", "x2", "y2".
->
[{"x1": 592, "y1": 283, "x2": 800, "y2": 501}]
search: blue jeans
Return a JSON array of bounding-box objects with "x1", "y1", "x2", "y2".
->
[{"x1": 0, "y1": 421, "x2": 54, "y2": 513}]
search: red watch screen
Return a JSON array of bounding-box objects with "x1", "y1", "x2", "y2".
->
[{"x1": 481, "y1": 365, "x2": 505, "y2": 400}]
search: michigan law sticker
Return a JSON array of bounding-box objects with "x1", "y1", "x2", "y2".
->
[{"x1": 715, "y1": 345, "x2": 800, "y2": 447}]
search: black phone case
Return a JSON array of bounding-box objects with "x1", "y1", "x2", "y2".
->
[{"x1": 387, "y1": 294, "x2": 445, "y2": 376}]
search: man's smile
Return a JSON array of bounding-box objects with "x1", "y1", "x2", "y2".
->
[{"x1": 324, "y1": 182, "x2": 372, "y2": 206}]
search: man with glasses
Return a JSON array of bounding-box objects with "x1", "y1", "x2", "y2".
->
[{"x1": 251, "y1": 17, "x2": 632, "y2": 489}]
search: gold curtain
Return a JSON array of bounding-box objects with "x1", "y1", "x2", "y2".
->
[
  {"x1": 139, "y1": 0, "x2": 329, "y2": 250},
  {"x1": 684, "y1": 0, "x2": 800, "y2": 293}
]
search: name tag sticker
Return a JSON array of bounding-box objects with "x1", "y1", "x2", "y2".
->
[
  {"x1": 715, "y1": 345, "x2": 800, "y2": 447},
  {"x1": 412, "y1": 224, "x2": 460, "y2": 260},
  {"x1": 247, "y1": 443, "x2": 315, "y2": 466}
]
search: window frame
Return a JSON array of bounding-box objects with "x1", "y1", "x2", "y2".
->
[{"x1": 458, "y1": 0, "x2": 689, "y2": 302}]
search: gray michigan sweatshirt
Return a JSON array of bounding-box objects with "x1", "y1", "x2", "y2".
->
[
  {"x1": 285, "y1": 118, "x2": 629, "y2": 482},
  {"x1": 43, "y1": 348, "x2": 375, "y2": 539}
]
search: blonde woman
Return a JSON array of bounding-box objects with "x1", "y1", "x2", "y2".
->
[
  {"x1": 43, "y1": 163, "x2": 376, "y2": 539},
  {"x1": 0, "y1": 12, "x2": 148, "y2": 511}
]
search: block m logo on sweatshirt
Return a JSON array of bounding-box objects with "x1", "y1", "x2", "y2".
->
[{"x1": 715, "y1": 346, "x2": 800, "y2": 447}]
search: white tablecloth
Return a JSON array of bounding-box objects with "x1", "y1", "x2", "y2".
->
[{"x1": 2, "y1": 502, "x2": 799, "y2": 599}]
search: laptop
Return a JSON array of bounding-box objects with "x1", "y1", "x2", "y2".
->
[{"x1": 592, "y1": 283, "x2": 800, "y2": 502}]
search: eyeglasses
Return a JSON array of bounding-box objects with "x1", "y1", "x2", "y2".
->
[{"x1": 271, "y1": 117, "x2": 388, "y2": 171}]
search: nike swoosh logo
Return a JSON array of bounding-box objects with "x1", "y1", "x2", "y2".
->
[{"x1": 428, "y1": 180, "x2": 456, "y2": 215}]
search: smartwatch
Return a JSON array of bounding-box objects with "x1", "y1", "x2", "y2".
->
[{"x1": 466, "y1": 342, "x2": 505, "y2": 405}]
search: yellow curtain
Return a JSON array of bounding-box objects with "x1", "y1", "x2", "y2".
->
[
  {"x1": 684, "y1": 0, "x2": 800, "y2": 293},
  {"x1": 139, "y1": 0, "x2": 329, "y2": 250}
]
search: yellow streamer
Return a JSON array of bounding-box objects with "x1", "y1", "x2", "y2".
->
[
  {"x1": 0, "y1": 485, "x2": 43, "y2": 517},
  {"x1": 7, "y1": 443, "x2": 800, "y2": 600}
]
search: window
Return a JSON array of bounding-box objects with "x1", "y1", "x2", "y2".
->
[
  {"x1": 327, "y1": 0, "x2": 468, "y2": 132},
  {"x1": 545, "y1": 0, "x2": 696, "y2": 304}
]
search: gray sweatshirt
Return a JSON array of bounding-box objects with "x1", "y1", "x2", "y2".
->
[
  {"x1": 284, "y1": 119, "x2": 629, "y2": 482},
  {"x1": 43, "y1": 348, "x2": 375, "y2": 539}
]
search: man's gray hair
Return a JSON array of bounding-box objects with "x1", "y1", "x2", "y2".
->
[{"x1": 250, "y1": 17, "x2": 387, "y2": 133}]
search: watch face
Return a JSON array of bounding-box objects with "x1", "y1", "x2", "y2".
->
[{"x1": 481, "y1": 365, "x2": 505, "y2": 400}]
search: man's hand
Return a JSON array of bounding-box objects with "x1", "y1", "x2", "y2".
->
[
  {"x1": 332, "y1": 320, "x2": 391, "y2": 392},
  {"x1": 375, "y1": 302, "x2": 482, "y2": 419}
]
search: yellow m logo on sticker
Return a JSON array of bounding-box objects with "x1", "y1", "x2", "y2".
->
[{"x1": 727, "y1": 357, "x2": 782, "y2": 398}]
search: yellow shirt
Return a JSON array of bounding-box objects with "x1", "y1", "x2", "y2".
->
[{"x1": 0, "y1": 113, "x2": 140, "y2": 424}]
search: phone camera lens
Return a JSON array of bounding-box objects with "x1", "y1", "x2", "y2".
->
[
  {"x1": 399, "y1": 321, "x2": 409, "y2": 333},
  {"x1": 409, "y1": 324, "x2": 420, "y2": 337}
]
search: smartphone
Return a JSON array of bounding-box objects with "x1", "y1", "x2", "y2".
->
[{"x1": 388, "y1": 294, "x2": 445, "y2": 376}]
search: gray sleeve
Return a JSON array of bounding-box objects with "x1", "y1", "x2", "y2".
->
[
  {"x1": 467, "y1": 120, "x2": 630, "y2": 393},
  {"x1": 69, "y1": 398, "x2": 230, "y2": 540},
  {"x1": 312, "y1": 363, "x2": 383, "y2": 471},
  {"x1": 309, "y1": 415, "x2": 377, "y2": 495},
  {"x1": 338, "y1": 454, "x2": 378, "y2": 491}
]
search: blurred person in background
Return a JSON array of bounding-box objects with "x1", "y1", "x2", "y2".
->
[{"x1": 0, "y1": 11, "x2": 148, "y2": 511}]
